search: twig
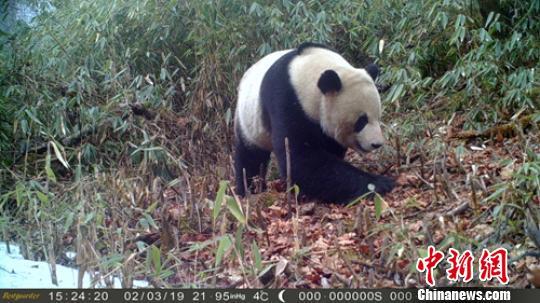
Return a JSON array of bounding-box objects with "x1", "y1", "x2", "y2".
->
[
  {"x1": 414, "y1": 172, "x2": 434, "y2": 189},
  {"x1": 446, "y1": 201, "x2": 469, "y2": 217},
  {"x1": 395, "y1": 135, "x2": 401, "y2": 170},
  {"x1": 240, "y1": 168, "x2": 252, "y2": 227},
  {"x1": 243, "y1": 168, "x2": 249, "y2": 198},
  {"x1": 368, "y1": 268, "x2": 375, "y2": 287},
  {"x1": 234, "y1": 246, "x2": 252, "y2": 288},
  {"x1": 432, "y1": 156, "x2": 440, "y2": 203},
  {"x1": 333, "y1": 272, "x2": 352, "y2": 287},
  {"x1": 285, "y1": 137, "x2": 292, "y2": 219},
  {"x1": 353, "y1": 204, "x2": 365, "y2": 235},
  {"x1": 180, "y1": 170, "x2": 195, "y2": 229},
  {"x1": 441, "y1": 151, "x2": 452, "y2": 198},
  {"x1": 47, "y1": 223, "x2": 58, "y2": 286},
  {"x1": 194, "y1": 178, "x2": 204, "y2": 233},
  {"x1": 469, "y1": 175, "x2": 479, "y2": 212},
  {"x1": 419, "y1": 147, "x2": 426, "y2": 180},
  {"x1": 363, "y1": 207, "x2": 371, "y2": 233},
  {"x1": 338, "y1": 249, "x2": 363, "y2": 288}
]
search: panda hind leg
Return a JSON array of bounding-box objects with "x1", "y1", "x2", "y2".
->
[
  {"x1": 280, "y1": 147, "x2": 395, "y2": 204},
  {"x1": 233, "y1": 133, "x2": 271, "y2": 196}
]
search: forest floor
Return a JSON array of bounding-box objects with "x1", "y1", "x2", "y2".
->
[
  {"x1": 8, "y1": 110, "x2": 539, "y2": 289},
  {"x1": 140, "y1": 112, "x2": 540, "y2": 288}
]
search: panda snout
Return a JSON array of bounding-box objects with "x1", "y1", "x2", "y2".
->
[{"x1": 371, "y1": 143, "x2": 383, "y2": 149}]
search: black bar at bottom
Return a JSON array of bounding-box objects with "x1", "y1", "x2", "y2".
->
[{"x1": 0, "y1": 288, "x2": 536, "y2": 303}]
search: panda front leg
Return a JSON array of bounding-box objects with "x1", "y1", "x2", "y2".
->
[
  {"x1": 233, "y1": 132, "x2": 271, "y2": 196},
  {"x1": 274, "y1": 139, "x2": 394, "y2": 204}
]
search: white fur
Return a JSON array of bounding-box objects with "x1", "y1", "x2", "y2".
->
[
  {"x1": 289, "y1": 47, "x2": 384, "y2": 152},
  {"x1": 236, "y1": 46, "x2": 384, "y2": 153},
  {"x1": 236, "y1": 50, "x2": 291, "y2": 150}
]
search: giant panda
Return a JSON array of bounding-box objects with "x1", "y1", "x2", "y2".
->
[{"x1": 234, "y1": 42, "x2": 395, "y2": 204}]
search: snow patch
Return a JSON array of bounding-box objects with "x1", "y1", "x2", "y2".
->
[{"x1": 0, "y1": 242, "x2": 148, "y2": 288}]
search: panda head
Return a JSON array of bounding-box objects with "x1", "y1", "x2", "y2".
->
[{"x1": 316, "y1": 63, "x2": 385, "y2": 153}]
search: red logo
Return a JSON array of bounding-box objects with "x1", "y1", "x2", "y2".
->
[
  {"x1": 446, "y1": 248, "x2": 474, "y2": 283},
  {"x1": 416, "y1": 247, "x2": 508, "y2": 286},
  {"x1": 416, "y1": 245, "x2": 445, "y2": 287},
  {"x1": 479, "y1": 248, "x2": 509, "y2": 284}
]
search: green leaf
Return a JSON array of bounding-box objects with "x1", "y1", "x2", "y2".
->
[
  {"x1": 225, "y1": 107, "x2": 232, "y2": 125},
  {"x1": 45, "y1": 152, "x2": 57, "y2": 182},
  {"x1": 83, "y1": 212, "x2": 95, "y2": 224},
  {"x1": 150, "y1": 245, "x2": 162, "y2": 275},
  {"x1": 187, "y1": 237, "x2": 218, "y2": 252},
  {"x1": 484, "y1": 185, "x2": 508, "y2": 202},
  {"x1": 50, "y1": 141, "x2": 70, "y2": 169},
  {"x1": 24, "y1": 109, "x2": 43, "y2": 126},
  {"x1": 213, "y1": 181, "x2": 228, "y2": 227},
  {"x1": 417, "y1": 248, "x2": 428, "y2": 259},
  {"x1": 440, "y1": 13, "x2": 448, "y2": 29},
  {"x1": 235, "y1": 226, "x2": 245, "y2": 259},
  {"x1": 101, "y1": 254, "x2": 124, "y2": 268},
  {"x1": 437, "y1": 235, "x2": 455, "y2": 249},
  {"x1": 226, "y1": 196, "x2": 246, "y2": 224},
  {"x1": 142, "y1": 213, "x2": 158, "y2": 229},
  {"x1": 64, "y1": 212, "x2": 75, "y2": 233},
  {"x1": 374, "y1": 194, "x2": 383, "y2": 220},
  {"x1": 146, "y1": 201, "x2": 159, "y2": 214},
  {"x1": 485, "y1": 11, "x2": 494, "y2": 28},
  {"x1": 215, "y1": 235, "x2": 232, "y2": 267},
  {"x1": 390, "y1": 83, "x2": 404, "y2": 103},
  {"x1": 36, "y1": 191, "x2": 49, "y2": 204},
  {"x1": 75, "y1": 163, "x2": 82, "y2": 182},
  {"x1": 287, "y1": 184, "x2": 300, "y2": 197},
  {"x1": 15, "y1": 183, "x2": 24, "y2": 207},
  {"x1": 252, "y1": 241, "x2": 262, "y2": 273}
]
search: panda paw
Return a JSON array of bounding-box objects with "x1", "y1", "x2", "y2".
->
[{"x1": 370, "y1": 175, "x2": 395, "y2": 195}]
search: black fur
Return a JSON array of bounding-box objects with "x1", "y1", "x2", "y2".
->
[
  {"x1": 234, "y1": 123, "x2": 270, "y2": 196},
  {"x1": 235, "y1": 44, "x2": 394, "y2": 204},
  {"x1": 317, "y1": 70, "x2": 342, "y2": 94},
  {"x1": 297, "y1": 42, "x2": 332, "y2": 54},
  {"x1": 365, "y1": 63, "x2": 379, "y2": 81},
  {"x1": 354, "y1": 114, "x2": 369, "y2": 133}
]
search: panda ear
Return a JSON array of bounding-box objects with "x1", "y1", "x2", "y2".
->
[
  {"x1": 365, "y1": 63, "x2": 379, "y2": 81},
  {"x1": 317, "y1": 70, "x2": 342, "y2": 95}
]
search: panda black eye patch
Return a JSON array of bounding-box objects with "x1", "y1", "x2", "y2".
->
[{"x1": 354, "y1": 114, "x2": 369, "y2": 132}]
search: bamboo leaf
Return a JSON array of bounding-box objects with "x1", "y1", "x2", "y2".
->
[
  {"x1": 64, "y1": 212, "x2": 74, "y2": 233},
  {"x1": 226, "y1": 196, "x2": 246, "y2": 224},
  {"x1": 484, "y1": 185, "x2": 508, "y2": 202},
  {"x1": 252, "y1": 241, "x2": 262, "y2": 272},
  {"x1": 36, "y1": 191, "x2": 49, "y2": 204},
  {"x1": 24, "y1": 109, "x2": 43, "y2": 126},
  {"x1": 213, "y1": 181, "x2": 228, "y2": 227},
  {"x1": 45, "y1": 152, "x2": 57, "y2": 182},
  {"x1": 215, "y1": 235, "x2": 232, "y2": 267},
  {"x1": 374, "y1": 194, "x2": 383, "y2": 220},
  {"x1": 150, "y1": 245, "x2": 162, "y2": 275},
  {"x1": 50, "y1": 141, "x2": 70, "y2": 169},
  {"x1": 485, "y1": 11, "x2": 494, "y2": 28},
  {"x1": 235, "y1": 225, "x2": 245, "y2": 259},
  {"x1": 146, "y1": 201, "x2": 159, "y2": 214}
]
